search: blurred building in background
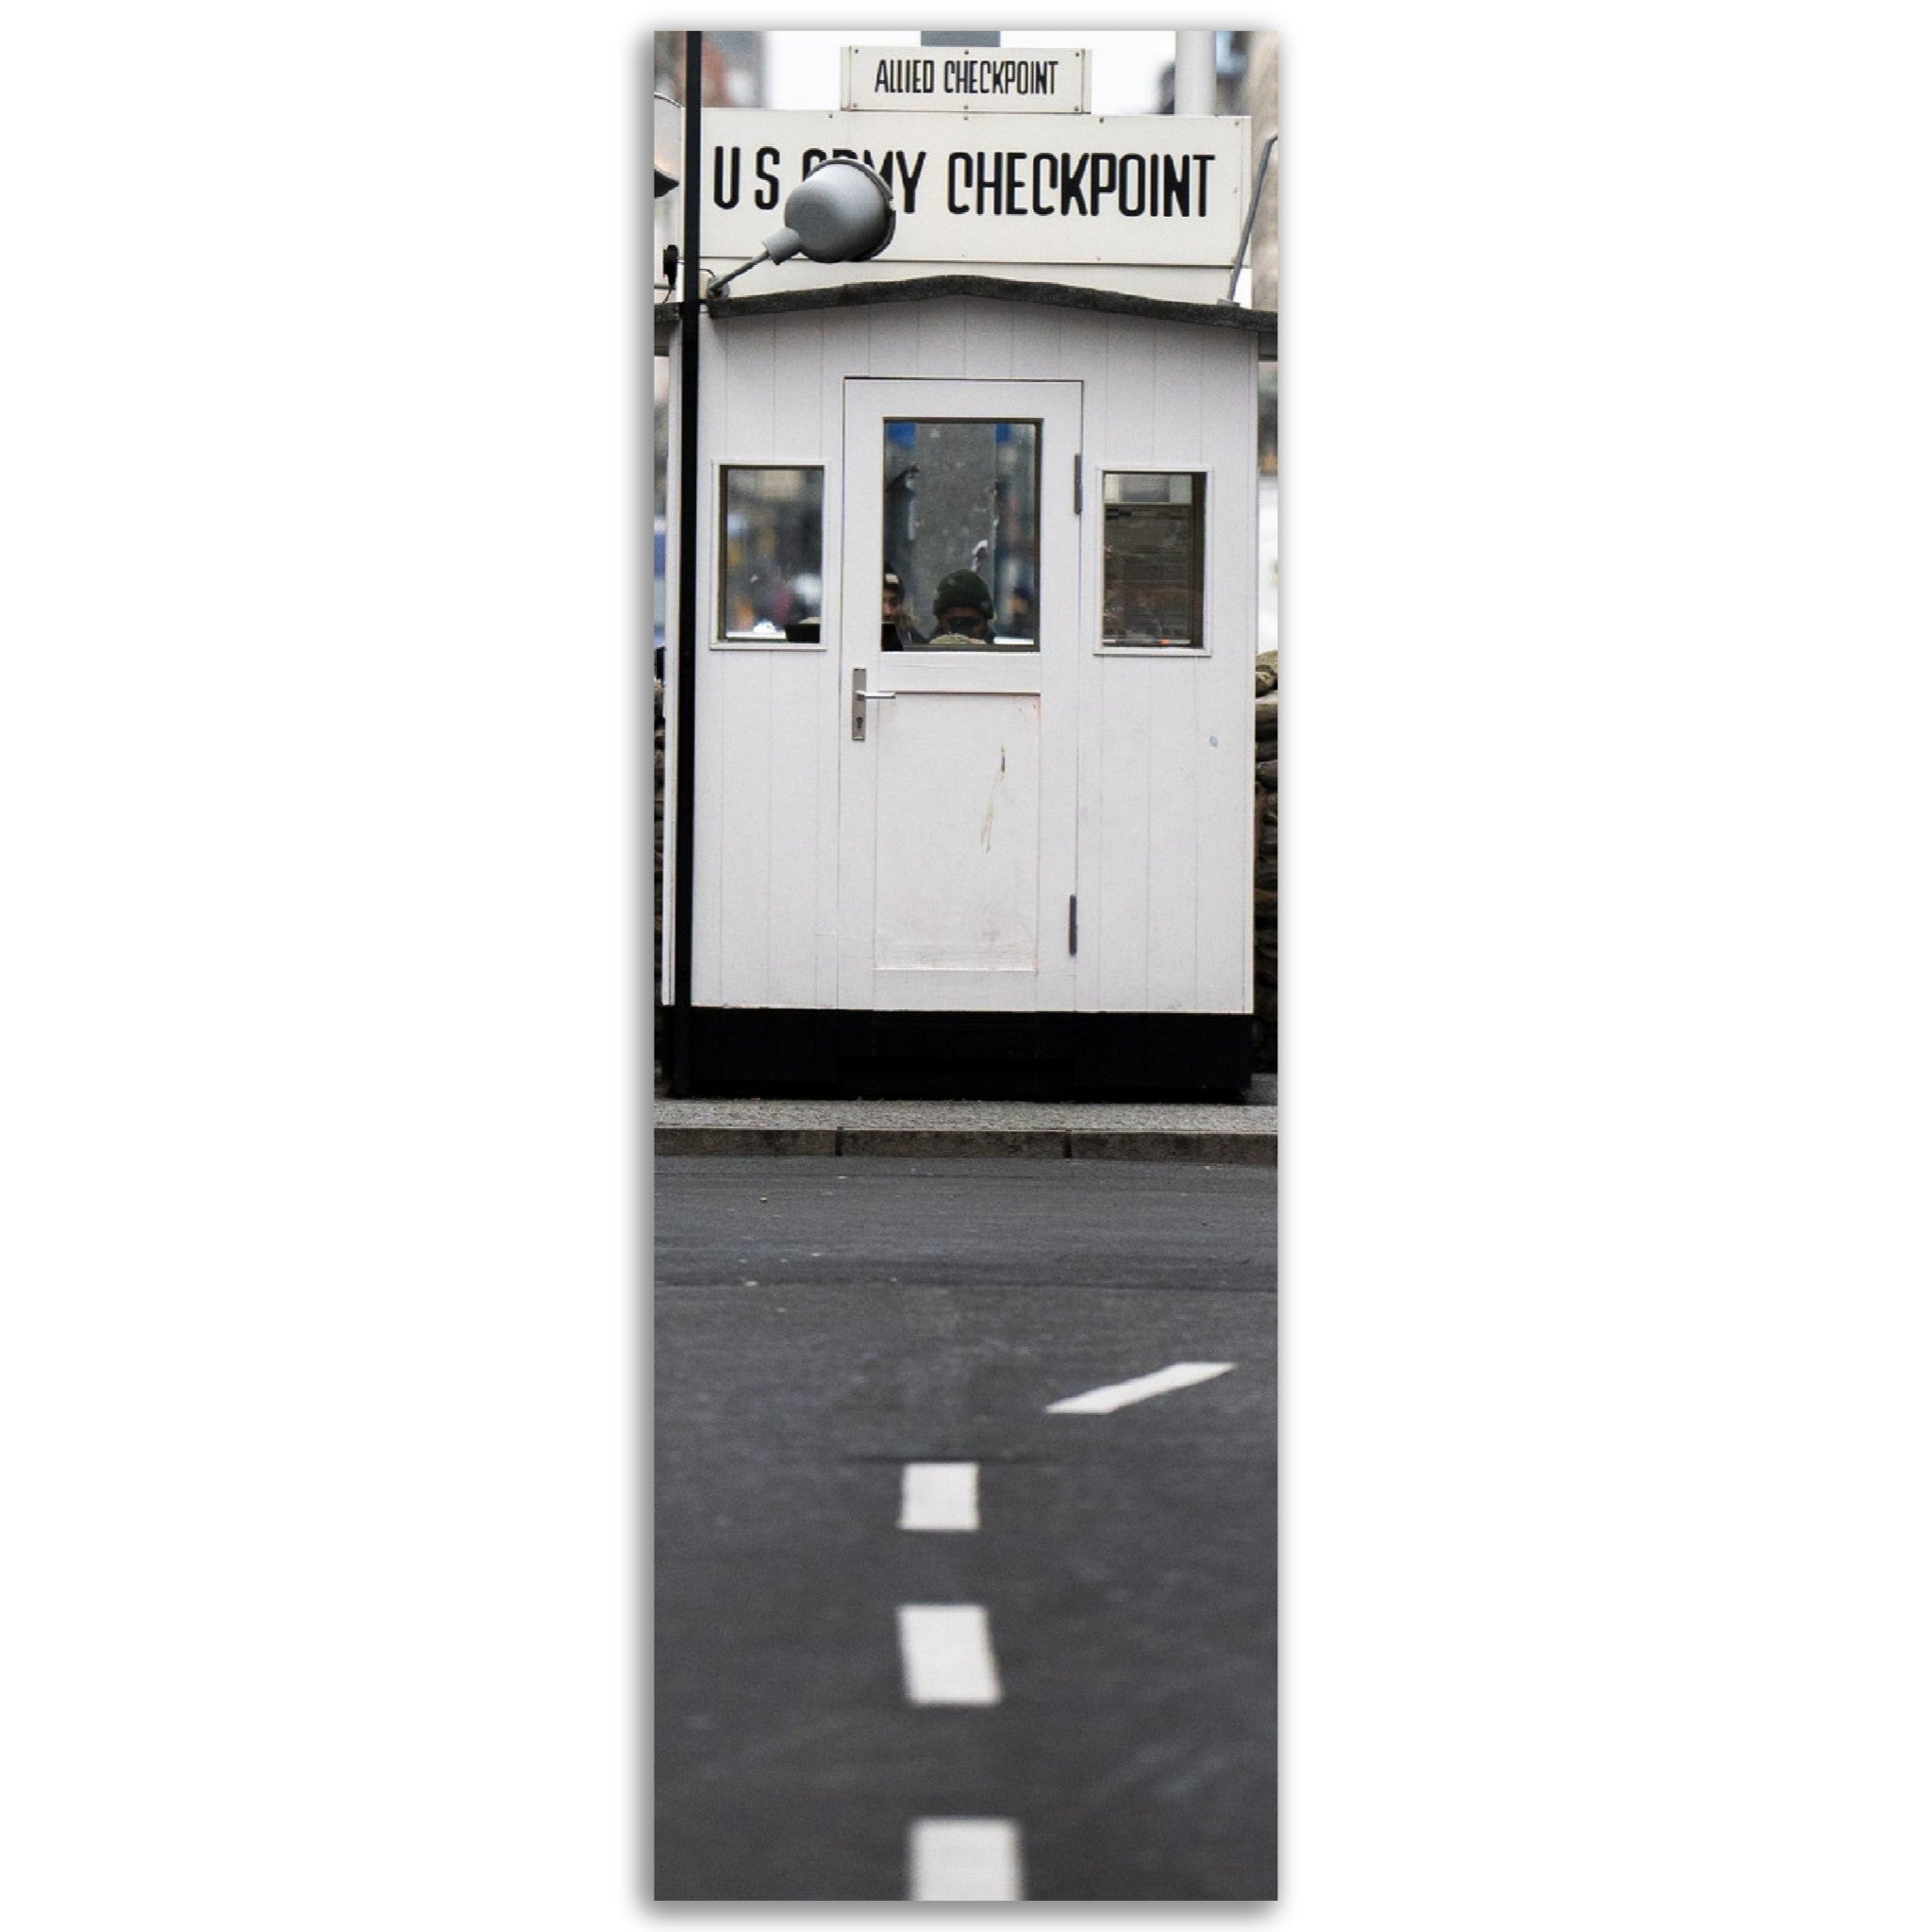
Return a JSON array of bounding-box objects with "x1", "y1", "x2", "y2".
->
[{"x1": 653, "y1": 30, "x2": 764, "y2": 110}]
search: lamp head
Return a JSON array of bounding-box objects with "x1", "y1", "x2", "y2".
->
[{"x1": 760, "y1": 157, "x2": 897, "y2": 266}]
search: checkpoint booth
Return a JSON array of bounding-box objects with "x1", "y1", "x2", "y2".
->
[{"x1": 659, "y1": 54, "x2": 1275, "y2": 1097}]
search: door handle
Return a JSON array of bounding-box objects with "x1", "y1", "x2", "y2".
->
[{"x1": 851, "y1": 667, "x2": 898, "y2": 740}]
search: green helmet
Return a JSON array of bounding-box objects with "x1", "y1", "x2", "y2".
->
[{"x1": 931, "y1": 569, "x2": 993, "y2": 621}]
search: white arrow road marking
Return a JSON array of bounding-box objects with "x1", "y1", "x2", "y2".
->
[
  {"x1": 897, "y1": 1604, "x2": 1002, "y2": 1706},
  {"x1": 1044, "y1": 1360, "x2": 1236, "y2": 1414},
  {"x1": 899, "y1": 1461, "x2": 979, "y2": 1532},
  {"x1": 908, "y1": 1818, "x2": 1025, "y2": 1901}
]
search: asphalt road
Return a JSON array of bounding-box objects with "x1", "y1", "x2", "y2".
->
[{"x1": 653, "y1": 1157, "x2": 1278, "y2": 1902}]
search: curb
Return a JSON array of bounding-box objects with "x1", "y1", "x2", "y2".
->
[{"x1": 654, "y1": 1125, "x2": 1275, "y2": 1164}]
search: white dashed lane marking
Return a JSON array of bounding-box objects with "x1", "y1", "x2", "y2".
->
[
  {"x1": 908, "y1": 1817, "x2": 1025, "y2": 1901},
  {"x1": 1044, "y1": 1360, "x2": 1236, "y2": 1414},
  {"x1": 899, "y1": 1461, "x2": 980, "y2": 1532},
  {"x1": 897, "y1": 1604, "x2": 1003, "y2": 1706}
]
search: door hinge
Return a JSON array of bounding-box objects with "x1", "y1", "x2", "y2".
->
[
  {"x1": 1068, "y1": 894, "x2": 1078, "y2": 954},
  {"x1": 1073, "y1": 453, "x2": 1083, "y2": 514}
]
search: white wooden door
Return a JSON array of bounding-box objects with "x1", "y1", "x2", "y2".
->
[{"x1": 840, "y1": 378, "x2": 1082, "y2": 1012}]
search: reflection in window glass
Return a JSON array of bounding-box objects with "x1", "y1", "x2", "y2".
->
[
  {"x1": 718, "y1": 466, "x2": 823, "y2": 642},
  {"x1": 1102, "y1": 473, "x2": 1205, "y2": 648},
  {"x1": 881, "y1": 421, "x2": 1039, "y2": 652}
]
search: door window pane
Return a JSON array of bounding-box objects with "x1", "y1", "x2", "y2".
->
[
  {"x1": 1102, "y1": 472, "x2": 1205, "y2": 649},
  {"x1": 718, "y1": 466, "x2": 823, "y2": 642},
  {"x1": 881, "y1": 420, "x2": 1039, "y2": 652}
]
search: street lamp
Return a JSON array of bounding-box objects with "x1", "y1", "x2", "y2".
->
[{"x1": 708, "y1": 156, "x2": 897, "y2": 296}]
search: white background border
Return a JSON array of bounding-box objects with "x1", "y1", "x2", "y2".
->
[{"x1": 4, "y1": 7, "x2": 1931, "y2": 1927}]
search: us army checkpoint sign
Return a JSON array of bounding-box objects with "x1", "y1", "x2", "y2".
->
[
  {"x1": 698, "y1": 109, "x2": 1248, "y2": 274},
  {"x1": 841, "y1": 45, "x2": 1091, "y2": 113}
]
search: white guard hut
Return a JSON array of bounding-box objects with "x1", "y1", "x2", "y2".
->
[{"x1": 660, "y1": 61, "x2": 1275, "y2": 1097}]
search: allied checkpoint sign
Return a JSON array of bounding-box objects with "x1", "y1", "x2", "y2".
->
[
  {"x1": 841, "y1": 44, "x2": 1091, "y2": 113},
  {"x1": 698, "y1": 108, "x2": 1250, "y2": 300}
]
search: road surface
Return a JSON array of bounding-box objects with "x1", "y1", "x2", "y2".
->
[{"x1": 654, "y1": 1156, "x2": 1277, "y2": 1902}]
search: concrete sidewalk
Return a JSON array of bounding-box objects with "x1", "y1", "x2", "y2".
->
[{"x1": 653, "y1": 1074, "x2": 1278, "y2": 1163}]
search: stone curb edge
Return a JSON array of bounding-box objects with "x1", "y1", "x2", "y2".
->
[{"x1": 654, "y1": 1126, "x2": 1276, "y2": 1165}]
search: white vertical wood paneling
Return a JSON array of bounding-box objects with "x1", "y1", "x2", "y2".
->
[
  {"x1": 721, "y1": 317, "x2": 775, "y2": 458},
  {"x1": 1036, "y1": 307, "x2": 1070, "y2": 380},
  {"x1": 914, "y1": 301, "x2": 968, "y2": 376},
  {"x1": 1093, "y1": 663, "x2": 1152, "y2": 1011},
  {"x1": 693, "y1": 314, "x2": 834, "y2": 1009},
  {"x1": 958, "y1": 301, "x2": 1016, "y2": 379},
  {"x1": 865, "y1": 304, "x2": 921, "y2": 379},
  {"x1": 1076, "y1": 317, "x2": 1258, "y2": 1015},
  {"x1": 769, "y1": 313, "x2": 822, "y2": 455},
  {"x1": 1193, "y1": 693, "x2": 1253, "y2": 1008},
  {"x1": 1151, "y1": 326, "x2": 1206, "y2": 467},
  {"x1": 682, "y1": 297, "x2": 1259, "y2": 1019},
  {"x1": 1102, "y1": 317, "x2": 1158, "y2": 469},
  {"x1": 715, "y1": 654, "x2": 774, "y2": 1007},
  {"x1": 691, "y1": 647, "x2": 726, "y2": 1006},
  {"x1": 817, "y1": 314, "x2": 862, "y2": 1005},
  {"x1": 763, "y1": 651, "x2": 822, "y2": 1006},
  {"x1": 1069, "y1": 307, "x2": 1107, "y2": 1013},
  {"x1": 1194, "y1": 336, "x2": 1258, "y2": 1008},
  {"x1": 1144, "y1": 666, "x2": 1203, "y2": 1008}
]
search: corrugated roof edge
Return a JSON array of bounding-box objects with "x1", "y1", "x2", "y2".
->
[{"x1": 654, "y1": 275, "x2": 1276, "y2": 358}]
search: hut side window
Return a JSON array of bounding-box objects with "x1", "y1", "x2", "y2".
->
[
  {"x1": 717, "y1": 466, "x2": 824, "y2": 643},
  {"x1": 881, "y1": 420, "x2": 1040, "y2": 651},
  {"x1": 1102, "y1": 473, "x2": 1206, "y2": 649}
]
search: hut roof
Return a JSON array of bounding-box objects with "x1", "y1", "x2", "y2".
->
[{"x1": 655, "y1": 274, "x2": 1276, "y2": 359}]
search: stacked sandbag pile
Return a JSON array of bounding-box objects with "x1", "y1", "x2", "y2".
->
[{"x1": 1254, "y1": 651, "x2": 1279, "y2": 1071}]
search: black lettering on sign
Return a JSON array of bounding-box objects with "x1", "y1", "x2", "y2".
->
[
  {"x1": 896, "y1": 149, "x2": 926, "y2": 215},
  {"x1": 1059, "y1": 152, "x2": 1089, "y2": 216},
  {"x1": 1031, "y1": 152, "x2": 1057, "y2": 216},
  {"x1": 915, "y1": 145, "x2": 1217, "y2": 222},
  {"x1": 713, "y1": 145, "x2": 741, "y2": 209},
  {"x1": 1160, "y1": 153, "x2": 1189, "y2": 216},
  {"x1": 802, "y1": 147, "x2": 826, "y2": 175},
  {"x1": 870, "y1": 57, "x2": 936, "y2": 93},
  {"x1": 754, "y1": 146, "x2": 780, "y2": 209},
  {"x1": 973, "y1": 149, "x2": 1000, "y2": 216}
]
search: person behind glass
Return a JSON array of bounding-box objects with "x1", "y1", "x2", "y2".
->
[
  {"x1": 929, "y1": 569, "x2": 994, "y2": 644},
  {"x1": 881, "y1": 567, "x2": 924, "y2": 651}
]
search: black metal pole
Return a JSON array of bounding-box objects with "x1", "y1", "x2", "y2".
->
[{"x1": 670, "y1": 31, "x2": 702, "y2": 1096}]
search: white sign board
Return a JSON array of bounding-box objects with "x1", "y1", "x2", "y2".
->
[
  {"x1": 700, "y1": 110, "x2": 1248, "y2": 272},
  {"x1": 841, "y1": 45, "x2": 1089, "y2": 113}
]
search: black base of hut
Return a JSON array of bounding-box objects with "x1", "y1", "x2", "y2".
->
[{"x1": 671, "y1": 1008, "x2": 1251, "y2": 1102}]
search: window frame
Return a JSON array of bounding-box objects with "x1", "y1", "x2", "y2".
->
[
  {"x1": 708, "y1": 458, "x2": 829, "y2": 652},
  {"x1": 1093, "y1": 466, "x2": 1213, "y2": 658}
]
